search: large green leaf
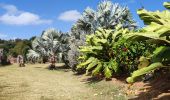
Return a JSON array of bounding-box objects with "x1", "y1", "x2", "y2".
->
[
  {"x1": 79, "y1": 46, "x2": 103, "y2": 54},
  {"x1": 77, "y1": 57, "x2": 95, "y2": 68},
  {"x1": 164, "y1": 2, "x2": 170, "y2": 9},
  {"x1": 86, "y1": 59, "x2": 98, "y2": 70},
  {"x1": 137, "y1": 9, "x2": 170, "y2": 25},
  {"x1": 126, "y1": 62, "x2": 163, "y2": 83},
  {"x1": 92, "y1": 62, "x2": 102, "y2": 76},
  {"x1": 110, "y1": 60, "x2": 119, "y2": 73},
  {"x1": 104, "y1": 63, "x2": 112, "y2": 78},
  {"x1": 126, "y1": 8, "x2": 170, "y2": 46},
  {"x1": 152, "y1": 46, "x2": 170, "y2": 62}
]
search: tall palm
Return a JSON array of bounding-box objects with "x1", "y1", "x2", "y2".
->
[
  {"x1": 76, "y1": 0, "x2": 136, "y2": 35},
  {"x1": 27, "y1": 29, "x2": 70, "y2": 65}
]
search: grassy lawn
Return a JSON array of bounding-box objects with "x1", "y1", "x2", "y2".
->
[{"x1": 0, "y1": 64, "x2": 127, "y2": 100}]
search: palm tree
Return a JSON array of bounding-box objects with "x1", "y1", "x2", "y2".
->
[
  {"x1": 75, "y1": 1, "x2": 136, "y2": 35},
  {"x1": 27, "y1": 29, "x2": 70, "y2": 67}
]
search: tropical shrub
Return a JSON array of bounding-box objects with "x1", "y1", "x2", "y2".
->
[
  {"x1": 0, "y1": 53, "x2": 10, "y2": 65},
  {"x1": 77, "y1": 25, "x2": 155, "y2": 78},
  {"x1": 112, "y1": 38, "x2": 155, "y2": 74},
  {"x1": 126, "y1": 2, "x2": 170, "y2": 83},
  {"x1": 77, "y1": 27, "x2": 121, "y2": 78},
  {"x1": 68, "y1": 0, "x2": 136, "y2": 71}
]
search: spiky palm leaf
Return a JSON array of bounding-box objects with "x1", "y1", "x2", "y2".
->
[
  {"x1": 75, "y1": 1, "x2": 136, "y2": 34},
  {"x1": 27, "y1": 49, "x2": 40, "y2": 62},
  {"x1": 27, "y1": 29, "x2": 70, "y2": 64}
]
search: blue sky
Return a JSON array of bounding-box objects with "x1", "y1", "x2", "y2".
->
[{"x1": 0, "y1": 0, "x2": 166, "y2": 40}]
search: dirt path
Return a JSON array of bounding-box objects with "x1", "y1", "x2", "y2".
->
[{"x1": 0, "y1": 64, "x2": 126, "y2": 100}]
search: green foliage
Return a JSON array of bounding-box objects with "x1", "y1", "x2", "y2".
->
[
  {"x1": 126, "y1": 62, "x2": 163, "y2": 83},
  {"x1": 11, "y1": 41, "x2": 31, "y2": 57},
  {"x1": 77, "y1": 26, "x2": 154, "y2": 78},
  {"x1": 152, "y1": 46, "x2": 170, "y2": 63},
  {"x1": 77, "y1": 27, "x2": 121, "y2": 78},
  {"x1": 126, "y1": 2, "x2": 170, "y2": 83},
  {"x1": 113, "y1": 38, "x2": 155, "y2": 73},
  {"x1": 164, "y1": 2, "x2": 170, "y2": 9},
  {"x1": 68, "y1": 0, "x2": 136, "y2": 71},
  {"x1": 0, "y1": 39, "x2": 31, "y2": 65},
  {"x1": 0, "y1": 39, "x2": 31, "y2": 58},
  {"x1": 126, "y1": 5, "x2": 170, "y2": 45}
]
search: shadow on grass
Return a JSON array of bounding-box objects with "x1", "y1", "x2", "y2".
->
[
  {"x1": 0, "y1": 84, "x2": 10, "y2": 93},
  {"x1": 0, "y1": 64, "x2": 11, "y2": 68},
  {"x1": 78, "y1": 72, "x2": 129, "y2": 84},
  {"x1": 111, "y1": 74, "x2": 129, "y2": 84},
  {"x1": 46, "y1": 64, "x2": 71, "y2": 72},
  {"x1": 78, "y1": 74, "x2": 104, "y2": 85},
  {"x1": 129, "y1": 71, "x2": 170, "y2": 100},
  {"x1": 34, "y1": 66, "x2": 42, "y2": 68},
  {"x1": 83, "y1": 76, "x2": 103, "y2": 84}
]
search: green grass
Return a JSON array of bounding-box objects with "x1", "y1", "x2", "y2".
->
[{"x1": 87, "y1": 80, "x2": 126, "y2": 100}]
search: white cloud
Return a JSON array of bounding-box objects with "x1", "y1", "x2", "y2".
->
[
  {"x1": 58, "y1": 10, "x2": 81, "y2": 22},
  {"x1": 0, "y1": 4, "x2": 52, "y2": 25},
  {"x1": 0, "y1": 4, "x2": 18, "y2": 14},
  {"x1": 0, "y1": 33, "x2": 7, "y2": 39}
]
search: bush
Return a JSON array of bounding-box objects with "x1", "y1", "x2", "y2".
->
[
  {"x1": 77, "y1": 26, "x2": 155, "y2": 78},
  {"x1": 0, "y1": 55, "x2": 10, "y2": 66}
]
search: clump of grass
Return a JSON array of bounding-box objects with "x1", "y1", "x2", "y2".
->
[{"x1": 87, "y1": 80, "x2": 127, "y2": 99}]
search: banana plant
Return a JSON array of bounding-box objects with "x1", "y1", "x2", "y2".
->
[
  {"x1": 126, "y1": 2, "x2": 170, "y2": 83},
  {"x1": 77, "y1": 25, "x2": 130, "y2": 78}
]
